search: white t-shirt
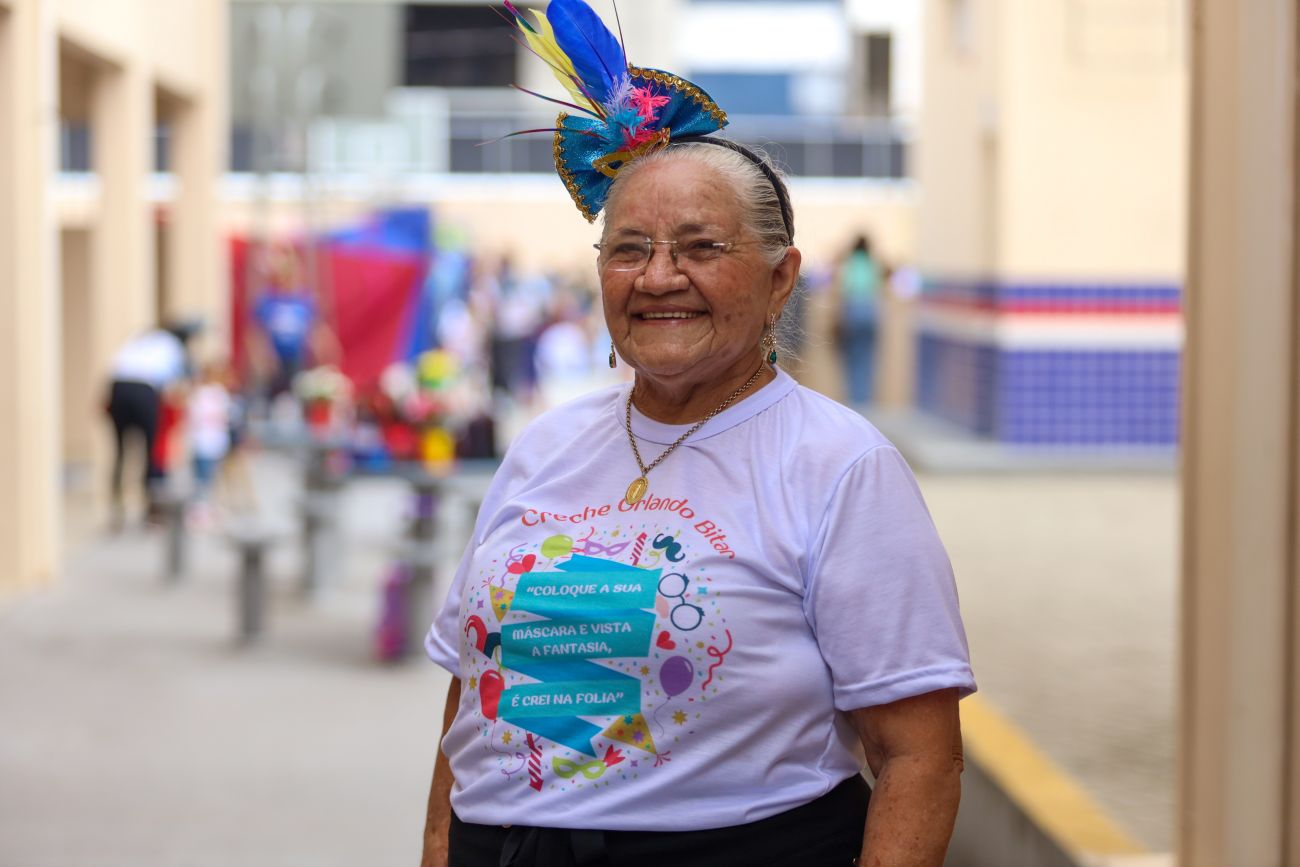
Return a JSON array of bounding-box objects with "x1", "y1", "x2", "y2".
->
[
  {"x1": 188, "y1": 384, "x2": 232, "y2": 460},
  {"x1": 426, "y1": 369, "x2": 975, "y2": 831},
  {"x1": 110, "y1": 329, "x2": 186, "y2": 390}
]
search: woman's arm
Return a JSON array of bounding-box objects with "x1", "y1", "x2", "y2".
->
[
  {"x1": 850, "y1": 688, "x2": 964, "y2": 867},
  {"x1": 420, "y1": 676, "x2": 462, "y2": 867}
]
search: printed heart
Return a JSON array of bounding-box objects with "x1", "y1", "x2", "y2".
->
[
  {"x1": 479, "y1": 670, "x2": 504, "y2": 721},
  {"x1": 507, "y1": 554, "x2": 537, "y2": 575},
  {"x1": 656, "y1": 631, "x2": 676, "y2": 650}
]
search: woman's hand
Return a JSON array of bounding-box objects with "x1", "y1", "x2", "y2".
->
[
  {"x1": 849, "y1": 688, "x2": 964, "y2": 867},
  {"x1": 420, "y1": 677, "x2": 461, "y2": 867}
]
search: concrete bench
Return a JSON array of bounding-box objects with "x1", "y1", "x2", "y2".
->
[
  {"x1": 224, "y1": 519, "x2": 284, "y2": 643},
  {"x1": 298, "y1": 493, "x2": 343, "y2": 598},
  {"x1": 153, "y1": 490, "x2": 189, "y2": 583},
  {"x1": 298, "y1": 439, "x2": 348, "y2": 598}
]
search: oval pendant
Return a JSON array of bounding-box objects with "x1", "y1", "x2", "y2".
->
[{"x1": 625, "y1": 477, "x2": 648, "y2": 506}]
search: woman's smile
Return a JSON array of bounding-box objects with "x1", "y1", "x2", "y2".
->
[
  {"x1": 633, "y1": 306, "x2": 707, "y2": 323},
  {"x1": 598, "y1": 158, "x2": 794, "y2": 417}
]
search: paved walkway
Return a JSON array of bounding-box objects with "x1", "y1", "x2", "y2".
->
[
  {"x1": 920, "y1": 472, "x2": 1177, "y2": 851},
  {"x1": 872, "y1": 406, "x2": 1178, "y2": 852},
  {"x1": 1, "y1": 457, "x2": 452, "y2": 867},
  {"x1": 0, "y1": 444, "x2": 1177, "y2": 864}
]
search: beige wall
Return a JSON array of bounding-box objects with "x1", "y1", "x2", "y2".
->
[
  {"x1": 90, "y1": 53, "x2": 156, "y2": 359},
  {"x1": 917, "y1": 0, "x2": 1002, "y2": 275},
  {"x1": 60, "y1": 228, "x2": 95, "y2": 468},
  {"x1": 1000, "y1": 0, "x2": 1186, "y2": 278},
  {"x1": 919, "y1": 0, "x2": 1187, "y2": 280},
  {"x1": 66, "y1": 0, "x2": 227, "y2": 511},
  {"x1": 0, "y1": 0, "x2": 60, "y2": 597},
  {"x1": 0, "y1": 0, "x2": 226, "y2": 596},
  {"x1": 57, "y1": 0, "x2": 215, "y2": 95},
  {"x1": 60, "y1": 0, "x2": 228, "y2": 362}
]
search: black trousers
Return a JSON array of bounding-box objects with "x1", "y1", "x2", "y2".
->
[
  {"x1": 449, "y1": 774, "x2": 869, "y2": 867},
  {"x1": 106, "y1": 380, "x2": 161, "y2": 506}
]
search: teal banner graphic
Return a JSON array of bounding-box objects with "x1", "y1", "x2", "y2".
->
[
  {"x1": 499, "y1": 678, "x2": 640, "y2": 718},
  {"x1": 500, "y1": 556, "x2": 661, "y2": 756},
  {"x1": 513, "y1": 570, "x2": 657, "y2": 616},
  {"x1": 501, "y1": 612, "x2": 656, "y2": 668}
]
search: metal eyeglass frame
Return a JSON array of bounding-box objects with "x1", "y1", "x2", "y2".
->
[{"x1": 593, "y1": 237, "x2": 759, "y2": 272}]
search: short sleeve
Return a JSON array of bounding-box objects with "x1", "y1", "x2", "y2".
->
[
  {"x1": 424, "y1": 533, "x2": 475, "y2": 676},
  {"x1": 424, "y1": 450, "x2": 526, "y2": 676},
  {"x1": 804, "y1": 446, "x2": 976, "y2": 711}
]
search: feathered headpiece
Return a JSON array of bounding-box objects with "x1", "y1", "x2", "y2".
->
[{"x1": 501, "y1": 0, "x2": 729, "y2": 222}]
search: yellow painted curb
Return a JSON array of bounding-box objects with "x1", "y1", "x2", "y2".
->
[{"x1": 961, "y1": 694, "x2": 1146, "y2": 857}]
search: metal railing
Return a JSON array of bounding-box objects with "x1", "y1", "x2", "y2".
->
[
  {"x1": 444, "y1": 111, "x2": 909, "y2": 179},
  {"x1": 241, "y1": 97, "x2": 911, "y2": 180}
]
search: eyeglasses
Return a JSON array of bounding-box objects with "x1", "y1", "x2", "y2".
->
[
  {"x1": 658, "y1": 572, "x2": 704, "y2": 632},
  {"x1": 593, "y1": 236, "x2": 755, "y2": 272}
]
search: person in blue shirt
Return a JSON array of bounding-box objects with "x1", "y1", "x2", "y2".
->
[
  {"x1": 254, "y1": 285, "x2": 315, "y2": 394},
  {"x1": 249, "y1": 250, "x2": 338, "y2": 398}
]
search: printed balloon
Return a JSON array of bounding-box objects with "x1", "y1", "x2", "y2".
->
[
  {"x1": 541, "y1": 535, "x2": 574, "y2": 558},
  {"x1": 480, "y1": 670, "x2": 504, "y2": 720},
  {"x1": 659, "y1": 656, "x2": 694, "y2": 697}
]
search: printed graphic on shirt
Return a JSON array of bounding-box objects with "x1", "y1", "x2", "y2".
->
[{"x1": 461, "y1": 514, "x2": 736, "y2": 794}]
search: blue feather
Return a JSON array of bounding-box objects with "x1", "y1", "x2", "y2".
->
[{"x1": 546, "y1": 0, "x2": 626, "y2": 105}]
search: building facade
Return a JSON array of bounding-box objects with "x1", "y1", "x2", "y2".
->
[
  {"x1": 916, "y1": 0, "x2": 1187, "y2": 445},
  {"x1": 0, "y1": 0, "x2": 227, "y2": 595}
]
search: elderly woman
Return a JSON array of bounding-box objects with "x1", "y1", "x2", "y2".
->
[{"x1": 420, "y1": 4, "x2": 974, "y2": 866}]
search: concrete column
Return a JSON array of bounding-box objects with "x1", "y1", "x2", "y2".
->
[
  {"x1": 1181, "y1": 1, "x2": 1300, "y2": 865},
  {"x1": 168, "y1": 97, "x2": 218, "y2": 332},
  {"x1": 0, "y1": 0, "x2": 61, "y2": 596},
  {"x1": 84, "y1": 51, "x2": 154, "y2": 522},
  {"x1": 91, "y1": 53, "x2": 155, "y2": 370},
  {"x1": 166, "y1": 2, "x2": 228, "y2": 358}
]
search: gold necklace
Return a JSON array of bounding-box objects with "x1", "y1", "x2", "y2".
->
[{"x1": 622, "y1": 361, "x2": 767, "y2": 506}]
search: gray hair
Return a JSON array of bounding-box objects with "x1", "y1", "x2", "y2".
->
[{"x1": 601, "y1": 142, "x2": 794, "y2": 268}]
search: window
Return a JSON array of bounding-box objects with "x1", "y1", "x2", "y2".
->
[
  {"x1": 862, "y1": 33, "x2": 892, "y2": 116},
  {"x1": 403, "y1": 5, "x2": 516, "y2": 88}
]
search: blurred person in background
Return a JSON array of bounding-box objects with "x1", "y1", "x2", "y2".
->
[
  {"x1": 486, "y1": 255, "x2": 550, "y2": 405},
  {"x1": 150, "y1": 384, "x2": 186, "y2": 515},
  {"x1": 420, "y1": 5, "x2": 974, "y2": 865},
  {"x1": 534, "y1": 280, "x2": 609, "y2": 408},
  {"x1": 186, "y1": 361, "x2": 233, "y2": 526},
  {"x1": 104, "y1": 324, "x2": 189, "y2": 529},
  {"x1": 248, "y1": 246, "x2": 340, "y2": 406},
  {"x1": 835, "y1": 233, "x2": 884, "y2": 406}
]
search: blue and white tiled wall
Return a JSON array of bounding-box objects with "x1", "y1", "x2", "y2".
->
[{"x1": 916, "y1": 281, "x2": 1182, "y2": 447}]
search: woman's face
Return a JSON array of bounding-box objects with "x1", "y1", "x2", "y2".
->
[{"x1": 600, "y1": 157, "x2": 798, "y2": 396}]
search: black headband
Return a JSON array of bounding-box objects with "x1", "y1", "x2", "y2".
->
[{"x1": 669, "y1": 135, "x2": 795, "y2": 244}]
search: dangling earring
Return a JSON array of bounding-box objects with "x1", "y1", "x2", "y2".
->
[
  {"x1": 608, "y1": 342, "x2": 617, "y2": 369},
  {"x1": 763, "y1": 316, "x2": 779, "y2": 365}
]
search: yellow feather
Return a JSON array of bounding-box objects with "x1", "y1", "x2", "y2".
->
[{"x1": 525, "y1": 10, "x2": 593, "y2": 110}]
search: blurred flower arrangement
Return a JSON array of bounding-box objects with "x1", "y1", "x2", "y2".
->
[
  {"x1": 294, "y1": 364, "x2": 354, "y2": 433},
  {"x1": 363, "y1": 349, "x2": 470, "y2": 469}
]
